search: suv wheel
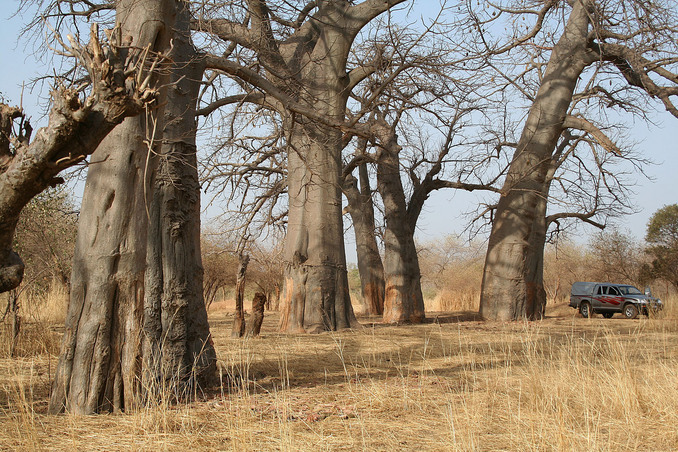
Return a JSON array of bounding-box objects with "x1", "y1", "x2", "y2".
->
[
  {"x1": 602, "y1": 312, "x2": 614, "y2": 319},
  {"x1": 623, "y1": 304, "x2": 639, "y2": 319},
  {"x1": 580, "y1": 302, "x2": 591, "y2": 318}
]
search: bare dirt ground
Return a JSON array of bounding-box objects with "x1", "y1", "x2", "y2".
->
[{"x1": 2, "y1": 302, "x2": 678, "y2": 451}]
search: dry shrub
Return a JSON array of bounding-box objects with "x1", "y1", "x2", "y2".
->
[
  {"x1": 26, "y1": 283, "x2": 69, "y2": 325},
  {"x1": 426, "y1": 286, "x2": 479, "y2": 312},
  {"x1": 419, "y1": 236, "x2": 484, "y2": 312},
  {"x1": 657, "y1": 294, "x2": 678, "y2": 319},
  {"x1": 0, "y1": 322, "x2": 61, "y2": 358},
  {"x1": 0, "y1": 284, "x2": 66, "y2": 358}
]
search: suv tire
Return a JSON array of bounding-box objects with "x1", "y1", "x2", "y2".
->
[
  {"x1": 623, "y1": 304, "x2": 639, "y2": 319},
  {"x1": 580, "y1": 302, "x2": 592, "y2": 318}
]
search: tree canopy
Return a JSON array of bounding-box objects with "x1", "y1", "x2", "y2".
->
[{"x1": 645, "y1": 204, "x2": 678, "y2": 289}]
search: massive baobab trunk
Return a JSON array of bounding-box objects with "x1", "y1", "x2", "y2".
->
[
  {"x1": 344, "y1": 162, "x2": 385, "y2": 316},
  {"x1": 277, "y1": 3, "x2": 384, "y2": 333},
  {"x1": 280, "y1": 117, "x2": 358, "y2": 332},
  {"x1": 50, "y1": 0, "x2": 215, "y2": 414},
  {"x1": 49, "y1": 116, "x2": 150, "y2": 414},
  {"x1": 375, "y1": 120, "x2": 425, "y2": 324},
  {"x1": 480, "y1": 0, "x2": 593, "y2": 321},
  {"x1": 143, "y1": 1, "x2": 216, "y2": 391}
]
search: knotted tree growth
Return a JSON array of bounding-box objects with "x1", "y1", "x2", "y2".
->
[{"x1": 0, "y1": 23, "x2": 159, "y2": 295}]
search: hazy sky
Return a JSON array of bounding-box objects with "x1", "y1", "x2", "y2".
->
[{"x1": 2, "y1": 6, "x2": 676, "y2": 257}]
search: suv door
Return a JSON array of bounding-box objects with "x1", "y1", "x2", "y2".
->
[
  {"x1": 592, "y1": 285, "x2": 605, "y2": 310},
  {"x1": 600, "y1": 285, "x2": 623, "y2": 310},
  {"x1": 607, "y1": 286, "x2": 623, "y2": 308}
]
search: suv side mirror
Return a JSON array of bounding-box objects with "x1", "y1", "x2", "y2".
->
[{"x1": 645, "y1": 286, "x2": 652, "y2": 297}]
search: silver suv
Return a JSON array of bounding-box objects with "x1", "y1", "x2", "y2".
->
[{"x1": 569, "y1": 282, "x2": 663, "y2": 319}]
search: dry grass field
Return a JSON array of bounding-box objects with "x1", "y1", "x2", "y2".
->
[{"x1": 2, "y1": 295, "x2": 678, "y2": 451}]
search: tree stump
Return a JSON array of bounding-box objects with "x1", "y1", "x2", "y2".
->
[
  {"x1": 231, "y1": 254, "x2": 249, "y2": 338},
  {"x1": 248, "y1": 292, "x2": 266, "y2": 337}
]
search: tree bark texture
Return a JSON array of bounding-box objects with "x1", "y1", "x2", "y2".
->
[
  {"x1": 248, "y1": 292, "x2": 266, "y2": 337},
  {"x1": 50, "y1": 0, "x2": 215, "y2": 414},
  {"x1": 281, "y1": 120, "x2": 358, "y2": 333},
  {"x1": 480, "y1": 0, "x2": 594, "y2": 321},
  {"x1": 374, "y1": 120, "x2": 425, "y2": 324},
  {"x1": 231, "y1": 254, "x2": 249, "y2": 338},
  {"x1": 344, "y1": 163, "x2": 385, "y2": 316},
  {"x1": 277, "y1": 8, "x2": 368, "y2": 333},
  {"x1": 143, "y1": 1, "x2": 217, "y2": 393},
  {"x1": 49, "y1": 111, "x2": 151, "y2": 414}
]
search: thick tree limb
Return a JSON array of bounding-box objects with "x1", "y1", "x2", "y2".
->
[
  {"x1": 0, "y1": 24, "x2": 161, "y2": 293},
  {"x1": 591, "y1": 41, "x2": 678, "y2": 118},
  {"x1": 196, "y1": 92, "x2": 267, "y2": 117},
  {"x1": 562, "y1": 115, "x2": 621, "y2": 155}
]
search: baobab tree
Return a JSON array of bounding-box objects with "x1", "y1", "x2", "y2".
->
[
  {"x1": 472, "y1": 0, "x2": 678, "y2": 320},
  {"x1": 48, "y1": 0, "x2": 216, "y2": 414},
  {"x1": 345, "y1": 108, "x2": 503, "y2": 323},
  {"x1": 339, "y1": 17, "x2": 504, "y2": 323},
  {"x1": 193, "y1": 0, "x2": 407, "y2": 333}
]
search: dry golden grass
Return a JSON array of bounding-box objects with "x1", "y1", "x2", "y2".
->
[{"x1": 1, "y1": 295, "x2": 678, "y2": 451}]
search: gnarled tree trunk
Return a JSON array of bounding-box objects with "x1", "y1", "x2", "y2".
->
[
  {"x1": 143, "y1": 2, "x2": 217, "y2": 392},
  {"x1": 344, "y1": 161, "x2": 385, "y2": 316},
  {"x1": 480, "y1": 0, "x2": 593, "y2": 321},
  {"x1": 50, "y1": 0, "x2": 215, "y2": 414},
  {"x1": 248, "y1": 292, "x2": 266, "y2": 337},
  {"x1": 375, "y1": 120, "x2": 425, "y2": 324},
  {"x1": 231, "y1": 254, "x2": 249, "y2": 338}
]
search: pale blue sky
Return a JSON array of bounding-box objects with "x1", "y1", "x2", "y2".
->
[{"x1": 2, "y1": 6, "x2": 676, "y2": 255}]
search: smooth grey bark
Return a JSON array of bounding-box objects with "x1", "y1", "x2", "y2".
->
[
  {"x1": 344, "y1": 162, "x2": 385, "y2": 316},
  {"x1": 480, "y1": 0, "x2": 595, "y2": 321},
  {"x1": 281, "y1": 118, "x2": 358, "y2": 333},
  {"x1": 50, "y1": 0, "x2": 215, "y2": 414},
  {"x1": 276, "y1": 3, "x2": 377, "y2": 333},
  {"x1": 374, "y1": 120, "x2": 425, "y2": 324}
]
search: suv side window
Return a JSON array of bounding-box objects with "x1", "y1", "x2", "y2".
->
[
  {"x1": 609, "y1": 286, "x2": 620, "y2": 296},
  {"x1": 597, "y1": 286, "x2": 604, "y2": 295}
]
